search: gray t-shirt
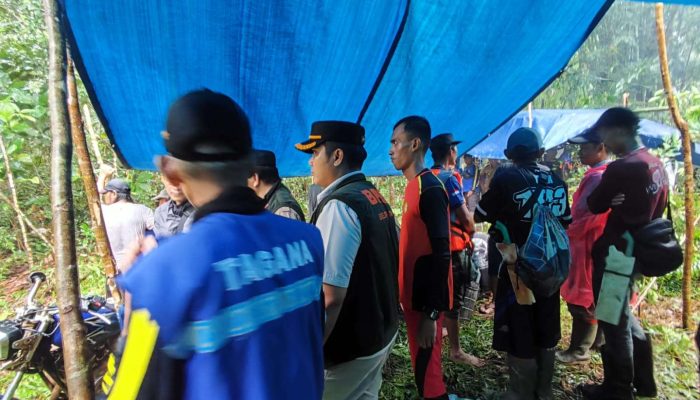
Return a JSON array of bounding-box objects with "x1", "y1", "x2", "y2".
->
[
  {"x1": 153, "y1": 200, "x2": 195, "y2": 238},
  {"x1": 101, "y1": 202, "x2": 154, "y2": 266}
]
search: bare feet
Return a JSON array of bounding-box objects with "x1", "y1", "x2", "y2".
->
[
  {"x1": 449, "y1": 349, "x2": 485, "y2": 367},
  {"x1": 478, "y1": 301, "x2": 494, "y2": 315}
]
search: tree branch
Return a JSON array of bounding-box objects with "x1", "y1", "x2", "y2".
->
[
  {"x1": 0, "y1": 191, "x2": 53, "y2": 251},
  {"x1": 0, "y1": 132, "x2": 33, "y2": 267}
]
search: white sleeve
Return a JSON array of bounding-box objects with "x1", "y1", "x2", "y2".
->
[{"x1": 315, "y1": 199, "x2": 362, "y2": 288}]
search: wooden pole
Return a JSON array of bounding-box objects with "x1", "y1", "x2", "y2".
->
[
  {"x1": 43, "y1": 0, "x2": 94, "y2": 398},
  {"x1": 655, "y1": 3, "x2": 695, "y2": 330},
  {"x1": 0, "y1": 133, "x2": 33, "y2": 267},
  {"x1": 66, "y1": 55, "x2": 121, "y2": 304}
]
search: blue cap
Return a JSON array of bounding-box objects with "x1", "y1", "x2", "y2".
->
[
  {"x1": 568, "y1": 128, "x2": 602, "y2": 144},
  {"x1": 506, "y1": 127, "x2": 543, "y2": 156}
]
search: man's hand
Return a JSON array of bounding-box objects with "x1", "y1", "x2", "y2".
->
[
  {"x1": 611, "y1": 193, "x2": 625, "y2": 207},
  {"x1": 97, "y1": 164, "x2": 116, "y2": 192},
  {"x1": 118, "y1": 236, "x2": 158, "y2": 274},
  {"x1": 466, "y1": 190, "x2": 473, "y2": 197},
  {"x1": 118, "y1": 236, "x2": 157, "y2": 337},
  {"x1": 417, "y1": 314, "x2": 437, "y2": 348},
  {"x1": 99, "y1": 164, "x2": 116, "y2": 178}
]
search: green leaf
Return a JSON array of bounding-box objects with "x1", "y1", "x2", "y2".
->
[
  {"x1": 14, "y1": 153, "x2": 31, "y2": 163},
  {"x1": 0, "y1": 100, "x2": 19, "y2": 122},
  {"x1": 6, "y1": 142, "x2": 18, "y2": 154}
]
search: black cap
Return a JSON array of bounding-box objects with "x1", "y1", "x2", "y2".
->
[
  {"x1": 568, "y1": 128, "x2": 602, "y2": 144},
  {"x1": 164, "y1": 89, "x2": 252, "y2": 162},
  {"x1": 506, "y1": 127, "x2": 543, "y2": 156},
  {"x1": 295, "y1": 121, "x2": 365, "y2": 153},
  {"x1": 100, "y1": 178, "x2": 130, "y2": 194},
  {"x1": 429, "y1": 133, "x2": 462, "y2": 152},
  {"x1": 252, "y1": 149, "x2": 277, "y2": 168},
  {"x1": 590, "y1": 107, "x2": 640, "y2": 135}
]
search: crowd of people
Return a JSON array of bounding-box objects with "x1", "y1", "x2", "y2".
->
[{"x1": 95, "y1": 89, "x2": 669, "y2": 400}]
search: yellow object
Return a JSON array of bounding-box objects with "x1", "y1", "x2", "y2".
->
[{"x1": 108, "y1": 310, "x2": 160, "y2": 400}]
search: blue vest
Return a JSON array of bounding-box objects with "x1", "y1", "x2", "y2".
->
[{"x1": 119, "y1": 211, "x2": 325, "y2": 400}]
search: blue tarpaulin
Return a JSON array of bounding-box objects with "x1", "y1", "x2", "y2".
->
[
  {"x1": 63, "y1": 0, "x2": 700, "y2": 176},
  {"x1": 466, "y1": 109, "x2": 700, "y2": 165},
  {"x1": 63, "y1": 0, "x2": 617, "y2": 176}
]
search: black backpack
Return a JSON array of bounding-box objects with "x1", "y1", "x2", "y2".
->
[{"x1": 631, "y1": 203, "x2": 683, "y2": 277}]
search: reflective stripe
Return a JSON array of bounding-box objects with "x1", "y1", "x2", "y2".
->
[
  {"x1": 101, "y1": 353, "x2": 117, "y2": 395},
  {"x1": 107, "y1": 353, "x2": 116, "y2": 375},
  {"x1": 475, "y1": 204, "x2": 488, "y2": 216},
  {"x1": 167, "y1": 275, "x2": 322, "y2": 355},
  {"x1": 102, "y1": 371, "x2": 113, "y2": 394},
  {"x1": 108, "y1": 310, "x2": 160, "y2": 400}
]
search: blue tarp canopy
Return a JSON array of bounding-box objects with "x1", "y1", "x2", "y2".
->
[
  {"x1": 631, "y1": 0, "x2": 700, "y2": 4},
  {"x1": 466, "y1": 108, "x2": 700, "y2": 165},
  {"x1": 61, "y1": 0, "x2": 698, "y2": 176}
]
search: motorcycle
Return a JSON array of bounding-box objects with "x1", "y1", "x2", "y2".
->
[{"x1": 0, "y1": 272, "x2": 120, "y2": 399}]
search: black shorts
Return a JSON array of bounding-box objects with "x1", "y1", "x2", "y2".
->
[
  {"x1": 445, "y1": 250, "x2": 469, "y2": 319},
  {"x1": 492, "y1": 267, "x2": 561, "y2": 358}
]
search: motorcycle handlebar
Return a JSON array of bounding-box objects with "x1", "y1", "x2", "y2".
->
[{"x1": 26, "y1": 272, "x2": 46, "y2": 308}]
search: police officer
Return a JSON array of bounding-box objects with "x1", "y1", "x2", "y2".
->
[
  {"x1": 110, "y1": 89, "x2": 325, "y2": 399},
  {"x1": 295, "y1": 121, "x2": 399, "y2": 400},
  {"x1": 248, "y1": 149, "x2": 305, "y2": 220}
]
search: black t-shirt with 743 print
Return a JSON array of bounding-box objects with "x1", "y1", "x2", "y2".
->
[{"x1": 474, "y1": 162, "x2": 572, "y2": 247}]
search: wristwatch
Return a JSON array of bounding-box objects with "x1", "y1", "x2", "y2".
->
[{"x1": 426, "y1": 309, "x2": 440, "y2": 321}]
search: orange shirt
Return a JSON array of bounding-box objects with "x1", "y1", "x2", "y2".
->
[{"x1": 399, "y1": 170, "x2": 453, "y2": 312}]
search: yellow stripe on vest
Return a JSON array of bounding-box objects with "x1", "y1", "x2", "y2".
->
[{"x1": 108, "y1": 310, "x2": 160, "y2": 400}]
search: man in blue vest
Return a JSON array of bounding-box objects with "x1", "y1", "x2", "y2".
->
[
  {"x1": 295, "y1": 121, "x2": 399, "y2": 400},
  {"x1": 109, "y1": 89, "x2": 325, "y2": 400}
]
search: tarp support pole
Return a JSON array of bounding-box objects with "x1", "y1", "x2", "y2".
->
[
  {"x1": 66, "y1": 54, "x2": 121, "y2": 304},
  {"x1": 655, "y1": 2, "x2": 695, "y2": 330},
  {"x1": 43, "y1": 0, "x2": 94, "y2": 397}
]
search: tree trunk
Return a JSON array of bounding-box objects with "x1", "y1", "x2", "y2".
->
[
  {"x1": 655, "y1": 3, "x2": 695, "y2": 330},
  {"x1": 0, "y1": 133, "x2": 33, "y2": 267},
  {"x1": 66, "y1": 55, "x2": 121, "y2": 304},
  {"x1": 43, "y1": 0, "x2": 94, "y2": 398}
]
